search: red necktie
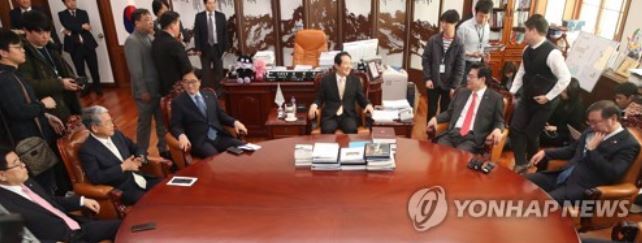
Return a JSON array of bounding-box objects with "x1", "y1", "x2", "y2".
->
[
  {"x1": 21, "y1": 185, "x2": 81, "y2": 230},
  {"x1": 459, "y1": 93, "x2": 478, "y2": 137}
]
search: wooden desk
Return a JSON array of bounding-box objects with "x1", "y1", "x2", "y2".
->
[
  {"x1": 116, "y1": 135, "x2": 578, "y2": 242},
  {"x1": 265, "y1": 109, "x2": 308, "y2": 139},
  {"x1": 371, "y1": 121, "x2": 413, "y2": 138}
]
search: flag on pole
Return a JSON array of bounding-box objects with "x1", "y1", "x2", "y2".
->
[{"x1": 275, "y1": 82, "x2": 285, "y2": 107}]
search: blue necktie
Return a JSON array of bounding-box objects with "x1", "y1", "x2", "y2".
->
[
  {"x1": 556, "y1": 145, "x2": 589, "y2": 185},
  {"x1": 195, "y1": 95, "x2": 218, "y2": 140}
]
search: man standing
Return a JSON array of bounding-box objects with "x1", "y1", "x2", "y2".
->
[
  {"x1": 427, "y1": 63, "x2": 504, "y2": 153},
  {"x1": 9, "y1": 0, "x2": 62, "y2": 53},
  {"x1": 193, "y1": 0, "x2": 228, "y2": 92},
  {"x1": 58, "y1": 0, "x2": 102, "y2": 96},
  {"x1": 152, "y1": 11, "x2": 193, "y2": 96},
  {"x1": 308, "y1": 52, "x2": 374, "y2": 134},
  {"x1": 124, "y1": 9, "x2": 170, "y2": 159},
  {"x1": 19, "y1": 11, "x2": 81, "y2": 123},
  {"x1": 422, "y1": 10, "x2": 466, "y2": 120},
  {"x1": 457, "y1": 0, "x2": 493, "y2": 78},
  {"x1": 510, "y1": 14, "x2": 571, "y2": 173}
]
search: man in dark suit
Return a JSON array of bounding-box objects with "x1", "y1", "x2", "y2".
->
[
  {"x1": 527, "y1": 100, "x2": 640, "y2": 204},
  {"x1": 19, "y1": 11, "x2": 82, "y2": 123},
  {"x1": 193, "y1": 0, "x2": 228, "y2": 91},
  {"x1": 152, "y1": 11, "x2": 193, "y2": 96},
  {"x1": 308, "y1": 52, "x2": 374, "y2": 134},
  {"x1": 78, "y1": 106, "x2": 160, "y2": 205},
  {"x1": 427, "y1": 63, "x2": 504, "y2": 153},
  {"x1": 0, "y1": 148, "x2": 120, "y2": 242},
  {"x1": 9, "y1": 0, "x2": 63, "y2": 53},
  {"x1": 58, "y1": 0, "x2": 102, "y2": 96},
  {"x1": 171, "y1": 71, "x2": 247, "y2": 157}
]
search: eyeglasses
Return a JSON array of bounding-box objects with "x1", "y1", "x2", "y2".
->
[
  {"x1": 182, "y1": 79, "x2": 199, "y2": 85},
  {"x1": 3, "y1": 159, "x2": 25, "y2": 171},
  {"x1": 586, "y1": 119, "x2": 607, "y2": 126},
  {"x1": 8, "y1": 45, "x2": 24, "y2": 50}
]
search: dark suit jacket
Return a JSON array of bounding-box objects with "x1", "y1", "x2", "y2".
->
[
  {"x1": 313, "y1": 73, "x2": 370, "y2": 123},
  {"x1": 0, "y1": 179, "x2": 82, "y2": 242},
  {"x1": 435, "y1": 87, "x2": 505, "y2": 146},
  {"x1": 545, "y1": 128, "x2": 640, "y2": 189},
  {"x1": 10, "y1": 7, "x2": 63, "y2": 53},
  {"x1": 152, "y1": 31, "x2": 193, "y2": 96},
  {"x1": 18, "y1": 42, "x2": 81, "y2": 121},
  {"x1": 0, "y1": 64, "x2": 53, "y2": 144},
  {"x1": 193, "y1": 11, "x2": 229, "y2": 57},
  {"x1": 58, "y1": 8, "x2": 98, "y2": 53},
  {"x1": 171, "y1": 89, "x2": 235, "y2": 147},
  {"x1": 422, "y1": 33, "x2": 466, "y2": 90},
  {"x1": 78, "y1": 131, "x2": 145, "y2": 190}
]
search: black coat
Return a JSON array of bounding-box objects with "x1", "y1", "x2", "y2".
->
[
  {"x1": 421, "y1": 33, "x2": 466, "y2": 90},
  {"x1": 313, "y1": 73, "x2": 370, "y2": 123},
  {"x1": 193, "y1": 11, "x2": 229, "y2": 57},
  {"x1": 152, "y1": 31, "x2": 193, "y2": 96},
  {"x1": 58, "y1": 8, "x2": 98, "y2": 53}
]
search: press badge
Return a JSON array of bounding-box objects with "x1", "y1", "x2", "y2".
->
[{"x1": 439, "y1": 64, "x2": 446, "y2": 74}]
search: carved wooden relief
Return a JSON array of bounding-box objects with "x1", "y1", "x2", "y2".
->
[
  {"x1": 343, "y1": 0, "x2": 372, "y2": 42},
  {"x1": 309, "y1": 0, "x2": 338, "y2": 49},
  {"x1": 409, "y1": 0, "x2": 440, "y2": 70},
  {"x1": 219, "y1": 0, "x2": 238, "y2": 68},
  {"x1": 378, "y1": 0, "x2": 407, "y2": 67},
  {"x1": 241, "y1": 0, "x2": 276, "y2": 54},
  {"x1": 280, "y1": 0, "x2": 304, "y2": 66}
]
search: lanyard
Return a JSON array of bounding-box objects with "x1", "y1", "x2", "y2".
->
[{"x1": 475, "y1": 24, "x2": 485, "y2": 50}]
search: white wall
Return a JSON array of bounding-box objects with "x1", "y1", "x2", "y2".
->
[
  {"x1": 622, "y1": 0, "x2": 642, "y2": 45},
  {"x1": 441, "y1": 0, "x2": 464, "y2": 16}
]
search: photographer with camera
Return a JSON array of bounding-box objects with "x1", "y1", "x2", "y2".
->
[{"x1": 18, "y1": 11, "x2": 82, "y2": 123}]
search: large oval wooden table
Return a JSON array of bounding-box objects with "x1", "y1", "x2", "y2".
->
[{"x1": 115, "y1": 135, "x2": 579, "y2": 242}]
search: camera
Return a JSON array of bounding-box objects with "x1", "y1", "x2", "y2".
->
[{"x1": 74, "y1": 76, "x2": 88, "y2": 90}]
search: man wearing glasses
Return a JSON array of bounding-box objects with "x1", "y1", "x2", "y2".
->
[
  {"x1": 170, "y1": 71, "x2": 248, "y2": 157},
  {"x1": 527, "y1": 100, "x2": 640, "y2": 204}
]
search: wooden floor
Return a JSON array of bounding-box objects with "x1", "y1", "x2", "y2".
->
[{"x1": 81, "y1": 86, "x2": 634, "y2": 241}]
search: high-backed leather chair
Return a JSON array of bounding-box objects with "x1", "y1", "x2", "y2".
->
[
  {"x1": 426, "y1": 91, "x2": 511, "y2": 163},
  {"x1": 292, "y1": 29, "x2": 328, "y2": 67},
  {"x1": 57, "y1": 116, "x2": 171, "y2": 219}
]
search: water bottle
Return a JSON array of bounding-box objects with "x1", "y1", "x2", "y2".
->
[{"x1": 291, "y1": 96, "x2": 297, "y2": 112}]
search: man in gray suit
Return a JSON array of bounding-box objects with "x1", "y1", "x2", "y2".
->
[
  {"x1": 427, "y1": 63, "x2": 504, "y2": 153},
  {"x1": 124, "y1": 9, "x2": 169, "y2": 158}
]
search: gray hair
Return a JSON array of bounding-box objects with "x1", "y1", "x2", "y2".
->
[{"x1": 81, "y1": 105, "x2": 109, "y2": 129}]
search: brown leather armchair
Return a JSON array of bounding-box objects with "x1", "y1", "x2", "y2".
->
[
  {"x1": 548, "y1": 128, "x2": 642, "y2": 232},
  {"x1": 292, "y1": 29, "x2": 328, "y2": 67},
  {"x1": 426, "y1": 91, "x2": 511, "y2": 163},
  {"x1": 308, "y1": 72, "x2": 371, "y2": 135},
  {"x1": 160, "y1": 87, "x2": 241, "y2": 169},
  {"x1": 57, "y1": 116, "x2": 172, "y2": 219}
]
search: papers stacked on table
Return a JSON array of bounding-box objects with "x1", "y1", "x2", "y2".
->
[
  {"x1": 339, "y1": 147, "x2": 366, "y2": 171},
  {"x1": 294, "y1": 144, "x2": 313, "y2": 167},
  {"x1": 311, "y1": 143, "x2": 341, "y2": 171},
  {"x1": 365, "y1": 143, "x2": 396, "y2": 171}
]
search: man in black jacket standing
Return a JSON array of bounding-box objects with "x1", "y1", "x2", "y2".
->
[
  {"x1": 58, "y1": 0, "x2": 102, "y2": 96},
  {"x1": 152, "y1": 11, "x2": 193, "y2": 96},
  {"x1": 193, "y1": 0, "x2": 228, "y2": 91},
  {"x1": 422, "y1": 9, "x2": 466, "y2": 121}
]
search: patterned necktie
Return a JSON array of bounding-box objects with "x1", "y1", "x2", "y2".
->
[
  {"x1": 336, "y1": 77, "x2": 346, "y2": 116},
  {"x1": 194, "y1": 95, "x2": 218, "y2": 140},
  {"x1": 21, "y1": 185, "x2": 81, "y2": 230},
  {"x1": 459, "y1": 93, "x2": 478, "y2": 136},
  {"x1": 208, "y1": 12, "x2": 216, "y2": 45}
]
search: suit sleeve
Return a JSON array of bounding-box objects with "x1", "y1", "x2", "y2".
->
[
  {"x1": 119, "y1": 131, "x2": 144, "y2": 156},
  {"x1": 170, "y1": 98, "x2": 186, "y2": 137},
  {"x1": 0, "y1": 78, "x2": 47, "y2": 121},
  {"x1": 124, "y1": 38, "x2": 148, "y2": 98},
  {"x1": 313, "y1": 78, "x2": 326, "y2": 107},
  {"x1": 78, "y1": 144, "x2": 127, "y2": 185},
  {"x1": 354, "y1": 78, "x2": 370, "y2": 108},
  {"x1": 18, "y1": 58, "x2": 66, "y2": 98},
  {"x1": 492, "y1": 94, "x2": 505, "y2": 130},
  {"x1": 193, "y1": 14, "x2": 202, "y2": 51},
  {"x1": 451, "y1": 43, "x2": 466, "y2": 89},
  {"x1": 58, "y1": 12, "x2": 83, "y2": 33},
  {"x1": 545, "y1": 133, "x2": 585, "y2": 160},
  {"x1": 422, "y1": 39, "x2": 433, "y2": 82},
  {"x1": 586, "y1": 142, "x2": 640, "y2": 184},
  {"x1": 54, "y1": 195, "x2": 82, "y2": 212},
  {"x1": 171, "y1": 42, "x2": 193, "y2": 79},
  {"x1": 435, "y1": 89, "x2": 459, "y2": 123}
]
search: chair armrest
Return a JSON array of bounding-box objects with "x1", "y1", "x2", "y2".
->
[
  {"x1": 73, "y1": 183, "x2": 115, "y2": 200},
  {"x1": 165, "y1": 132, "x2": 193, "y2": 169},
  {"x1": 546, "y1": 159, "x2": 568, "y2": 171},
  {"x1": 485, "y1": 128, "x2": 509, "y2": 162},
  {"x1": 585, "y1": 183, "x2": 639, "y2": 200},
  {"x1": 427, "y1": 123, "x2": 449, "y2": 141},
  {"x1": 145, "y1": 156, "x2": 172, "y2": 177}
]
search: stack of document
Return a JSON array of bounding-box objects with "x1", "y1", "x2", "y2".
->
[
  {"x1": 311, "y1": 143, "x2": 341, "y2": 171},
  {"x1": 294, "y1": 144, "x2": 313, "y2": 167},
  {"x1": 319, "y1": 51, "x2": 341, "y2": 68},
  {"x1": 339, "y1": 147, "x2": 366, "y2": 171},
  {"x1": 365, "y1": 143, "x2": 395, "y2": 171},
  {"x1": 382, "y1": 99, "x2": 412, "y2": 110},
  {"x1": 372, "y1": 127, "x2": 397, "y2": 144},
  {"x1": 371, "y1": 110, "x2": 399, "y2": 123},
  {"x1": 367, "y1": 152, "x2": 396, "y2": 171}
]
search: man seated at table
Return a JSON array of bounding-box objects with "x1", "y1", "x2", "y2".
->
[
  {"x1": 527, "y1": 100, "x2": 640, "y2": 204},
  {"x1": 308, "y1": 52, "x2": 374, "y2": 134},
  {"x1": 78, "y1": 105, "x2": 160, "y2": 205},
  {"x1": 426, "y1": 62, "x2": 504, "y2": 153},
  {"x1": 171, "y1": 71, "x2": 248, "y2": 157},
  {"x1": 0, "y1": 147, "x2": 120, "y2": 242}
]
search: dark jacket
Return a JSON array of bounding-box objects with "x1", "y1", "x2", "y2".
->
[
  {"x1": 0, "y1": 64, "x2": 53, "y2": 144},
  {"x1": 0, "y1": 179, "x2": 82, "y2": 242},
  {"x1": 170, "y1": 89, "x2": 236, "y2": 148},
  {"x1": 193, "y1": 11, "x2": 229, "y2": 57},
  {"x1": 313, "y1": 73, "x2": 370, "y2": 123},
  {"x1": 152, "y1": 31, "x2": 193, "y2": 96},
  {"x1": 78, "y1": 131, "x2": 146, "y2": 189},
  {"x1": 422, "y1": 33, "x2": 466, "y2": 90},
  {"x1": 18, "y1": 42, "x2": 81, "y2": 122},
  {"x1": 545, "y1": 128, "x2": 640, "y2": 189},
  {"x1": 58, "y1": 8, "x2": 98, "y2": 53},
  {"x1": 435, "y1": 87, "x2": 505, "y2": 146},
  {"x1": 10, "y1": 7, "x2": 63, "y2": 53}
]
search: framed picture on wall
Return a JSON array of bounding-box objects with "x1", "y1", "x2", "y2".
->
[{"x1": 367, "y1": 61, "x2": 380, "y2": 80}]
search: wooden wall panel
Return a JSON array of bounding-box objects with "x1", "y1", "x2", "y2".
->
[
  {"x1": 219, "y1": 0, "x2": 239, "y2": 68},
  {"x1": 279, "y1": 0, "x2": 304, "y2": 66},
  {"x1": 378, "y1": 0, "x2": 407, "y2": 67},
  {"x1": 308, "y1": 0, "x2": 339, "y2": 50},
  {"x1": 343, "y1": 0, "x2": 373, "y2": 42}
]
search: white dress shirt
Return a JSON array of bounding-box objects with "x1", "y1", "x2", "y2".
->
[
  {"x1": 457, "y1": 18, "x2": 490, "y2": 62},
  {"x1": 509, "y1": 38, "x2": 571, "y2": 101},
  {"x1": 0, "y1": 184, "x2": 84, "y2": 206},
  {"x1": 455, "y1": 87, "x2": 487, "y2": 130}
]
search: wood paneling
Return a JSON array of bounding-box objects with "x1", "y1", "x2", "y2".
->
[{"x1": 97, "y1": 0, "x2": 129, "y2": 87}]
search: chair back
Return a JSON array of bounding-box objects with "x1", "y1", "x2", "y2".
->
[
  {"x1": 623, "y1": 128, "x2": 642, "y2": 185},
  {"x1": 57, "y1": 120, "x2": 90, "y2": 184},
  {"x1": 293, "y1": 29, "x2": 328, "y2": 67}
]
